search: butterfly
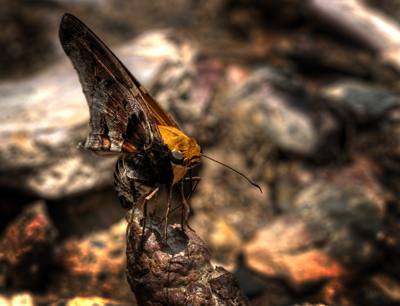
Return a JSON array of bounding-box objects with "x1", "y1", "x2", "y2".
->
[{"x1": 59, "y1": 13, "x2": 201, "y2": 231}]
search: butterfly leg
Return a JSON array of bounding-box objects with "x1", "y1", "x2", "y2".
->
[
  {"x1": 182, "y1": 190, "x2": 194, "y2": 232},
  {"x1": 154, "y1": 176, "x2": 201, "y2": 234},
  {"x1": 180, "y1": 177, "x2": 195, "y2": 232},
  {"x1": 152, "y1": 190, "x2": 159, "y2": 215},
  {"x1": 164, "y1": 186, "x2": 173, "y2": 241},
  {"x1": 172, "y1": 176, "x2": 201, "y2": 230},
  {"x1": 174, "y1": 177, "x2": 201, "y2": 202},
  {"x1": 140, "y1": 185, "x2": 160, "y2": 244},
  {"x1": 142, "y1": 186, "x2": 160, "y2": 219},
  {"x1": 181, "y1": 176, "x2": 201, "y2": 201}
]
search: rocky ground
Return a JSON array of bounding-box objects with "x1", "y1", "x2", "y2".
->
[{"x1": 2, "y1": 0, "x2": 400, "y2": 305}]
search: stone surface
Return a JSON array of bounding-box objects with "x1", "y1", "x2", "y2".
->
[
  {"x1": 320, "y1": 278, "x2": 346, "y2": 306},
  {"x1": 49, "y1": 297, "x2": 128, "y2": 306},
  {"x1": 294, "y1": 158, "x2": 385, "y2": 268},
  {"x1": 319, "y1": 79, "x2": 399, "y2": 121},
  {"x1": 49, "y1": 218, "x2": 133, "y2": 303},
  {"x1": 0, "y1": 293, "x2": 35, "y2": 306},
  {"x1": 244, "y1": 214, "x2": 346, "y2": 293},
  {"x1": 191, "y1": 215, "x2": 242, "y2": 265},
  {"x1": 245, "y1": 158, "x2": 387, "y2": 295},
  {"x1": 126, "y1": 211, "x2": 250, "y2": 306},
  {"x1": 0, "y1": 201, "x2": 57, "y2": 290},
  {"x1": 225, "y1": 67, "x2": 338, "y2": 156},
  {"x1": 370, "y1": 274, "x2": 400, "y2": 301},
  {"x1": 308, "y1": 0, "x2": 400, "y2": 73},
  {"x1": 355, "y1": 120, "x2": 400, "y2": 173}
]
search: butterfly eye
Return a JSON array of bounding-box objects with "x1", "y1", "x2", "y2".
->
[{"x1": 170, "y1": 151, "x2": 184, "y2": 165}]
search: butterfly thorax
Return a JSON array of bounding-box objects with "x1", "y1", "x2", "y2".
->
[
  {"x1": 114, "y1": 140, "x2": 172, "y2": 207},
  {"x1": 158, "y1": 126, "x2": 201, "y2": 185}
]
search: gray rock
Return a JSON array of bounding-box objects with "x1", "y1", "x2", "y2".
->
[
  {"x1": 228, "y1": 67, "x2": 338, "y2": 156},
  {"x1": 294, "y1": 159, "x2": 385, "y2": 268},
  {"x1": 319, "y1": 79, "x2": 399, "y2": 121}
]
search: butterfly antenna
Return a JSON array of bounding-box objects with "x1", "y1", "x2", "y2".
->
[{"x1": 202, "y1": 154, "x2": 263, "y2": 193}]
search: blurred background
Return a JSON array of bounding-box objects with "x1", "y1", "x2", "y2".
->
[{"x1": 2, "y1": 0, "x2": 400, "y2": 305}]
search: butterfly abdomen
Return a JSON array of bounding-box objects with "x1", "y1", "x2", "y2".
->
[{"x1": 114, "y1": 144, "x2": 173, "y2": 209}]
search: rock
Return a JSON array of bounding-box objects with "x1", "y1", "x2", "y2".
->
[
  {"x1": 273, "y1": 161, "x2": 315, "y2": 212},
  {"x1": 49, "y1": 297, "x2": 128, "y2": 306},
  {"x1": 276, "y1": 33, "x2": 373, "y2": 77},
  {"x1": 377, "y1": 194, "x2": 400, "y2": 279},
  {"x1": 225, "y1": 67, "x2": 338, "y2": 156},
  {"x1": 244, "y1": 214, "x2": 346, "y2": 293},
  {"x1": 152, "y1": 59, "x2": 221, "y2": 136},
  {"x1": 319, "y1": 79, "x2": 399, "y2": 121},
  {"x1": 126, "y1": 211, "x2": 250, "y2": 306},
  {"x1": 233, "y1": 264, "x2": 264, "y2": 299},
  {"x1": 291, "y1": 302, "x2": 329, "y2": 306},
  {"x1": 334, "y1": 274, "x2": 400, "y2": 306},
  {"x1": 0, "y1": 295, "x2": 7, "y2": 306},
  {"x1": 0, "y1": 293, "x2": 35, "y2": 306},
  {"x1": 47, "y1": 186, "x2": 122, "y2": 239},
  {"x1": 17, "y1": 152, "x2": 115, "y2": 200},
  {"x1": 49, "y1": 218, "x2": 133, "y2": 303},
  {"x1": 354, "y1": 120, "x2": 400, "y2": 172},
  {"x1": 308, "y1": 0, "x2": 400, "y2": 74},
  {"x1": 320, "y1": 278, "x2": 346, "y2": 306},
  {"x1": 318, "y1": 276, "x2": 395, "y2": 306},
  {"x1": 370, "y1": 274, "x2": 400, "y2": 302},
  {"x1": 191, "y1": 214, "x2": 242, "y2": 265},
  {"x1": 0, "y1": 201, "x2": 57, "y2": 290},
  {"x1": 244, "y1": 158, "x2": 386, "y2": 294},
  {"x1": 294, "y1": 158, "x2": 385, "y2": 268},
  {"x1": 0, "y1": 61, "x2": 88, "y2": 173}
]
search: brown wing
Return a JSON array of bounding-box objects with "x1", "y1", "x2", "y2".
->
[{"x1": 59, "y1": 13, "x2": 174, "y2": 156}]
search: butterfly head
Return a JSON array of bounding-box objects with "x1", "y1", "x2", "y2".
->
[{"x1": 158, "y1": 126, "x2": 201, "y2": 185}]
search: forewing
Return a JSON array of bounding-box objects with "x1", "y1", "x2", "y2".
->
[
  {"x1": 141, "y1": 90, "x2": 179, "y2": 129},
  {"x1": 59, "y1": 13, "x2": 163, "y2": 155}
]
